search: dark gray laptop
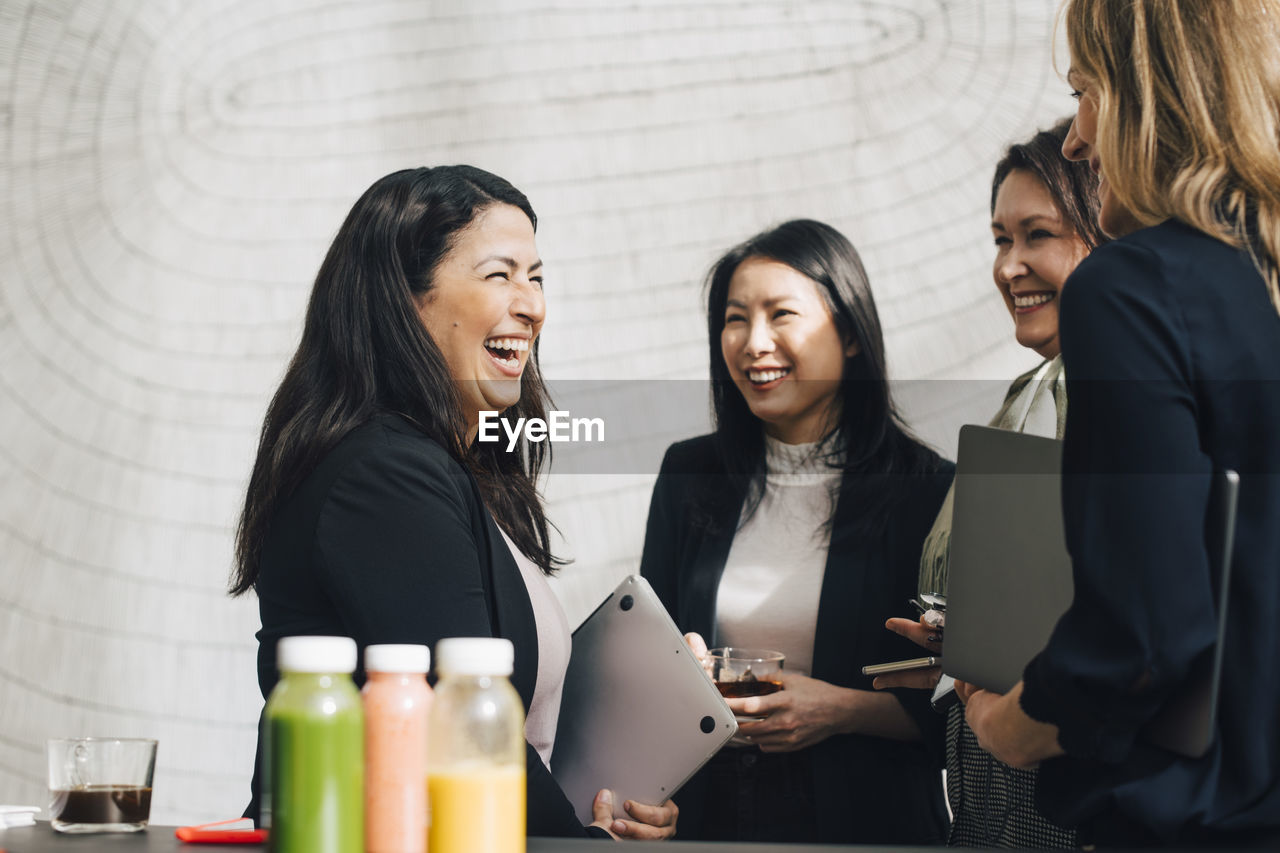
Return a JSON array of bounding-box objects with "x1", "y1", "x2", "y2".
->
[
  {"x1": 552, "y1": 575, "x2": 737, "y2": 823},
  {"x1": 944, "y1": 424, "x2": 1237, "y2": 758}
]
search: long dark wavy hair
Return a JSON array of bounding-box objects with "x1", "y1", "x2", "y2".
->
[
  {"x1": 230, "y1": 165, "x2": 560, "y2": 596},
  {"x1": 992, "y1": 117, "x2": 1109, "y2": 251},
  {"x1": 703, "y1": 218, "x2": 941, "y2": 530}
]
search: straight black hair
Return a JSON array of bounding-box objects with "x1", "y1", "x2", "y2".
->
[
  {"x1": 703, "y1": 219, "x2": 941, "y2": 529},
  {"x1": 231, "y1": 165, "x2": 560, "y2": 596}
]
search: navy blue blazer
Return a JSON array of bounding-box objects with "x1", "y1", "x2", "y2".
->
[
  {"x1": 246, "y1": 413, "x2": 603, "y2": 838},
  {"x1": 640, "y1": 433, "x2": 952, "y2": 844},
  {"x1": 1021, "y1": 220, "x2": 1280, "y2": 844}
]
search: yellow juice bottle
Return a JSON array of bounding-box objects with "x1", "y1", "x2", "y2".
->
[{"x1": 428, "y1": 638, "x2": 526, "y2": 853}]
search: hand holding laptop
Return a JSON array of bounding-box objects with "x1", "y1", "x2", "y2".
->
[
  {"x1": 597, "y1": 790, "x2": 680, "y2": 841},
  {"x1": 682, "y1": 631, "x2": 712, "y2": 674},
  {"x1": 552, "y1": 576, "x2": 737, "y2": 826},
  {"x1": 953, "y1": 679, "x2": 980, "y2": 705}
]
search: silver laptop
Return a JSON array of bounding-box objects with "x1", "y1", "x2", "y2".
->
[
  {"x1": 552, "y1": 575, "x2": 737, "y2": 823},
  {"x1": 944, "y1": 424, "x2": 1237, "y2": 758}
]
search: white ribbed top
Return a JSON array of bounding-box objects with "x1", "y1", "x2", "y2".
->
[{"x1": 715, "y1": 434, "x2": 843, "y2": 677}]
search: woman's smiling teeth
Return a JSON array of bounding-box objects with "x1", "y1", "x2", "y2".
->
[
  {"x1": 484, "y1": 337, "x2": 528, "y2": 368},
  {"x1": 1013, "y1": 292, "x2": 1055, "y2": 308},
  {"x1": 748, "y1": 367, "x2": 790, "y2": 384}
]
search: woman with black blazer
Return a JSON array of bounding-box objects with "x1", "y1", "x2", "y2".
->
[
  {"x1": 960, "y1": 0, "x2": 1280, "y2": 845},
  {"x1": 640, "y1": 219, "x2": 952, "y2": 844},
  {"x1": 230, "y1": 166, "x2": 677, "y2": 840}
]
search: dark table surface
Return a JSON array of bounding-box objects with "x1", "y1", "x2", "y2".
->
[{"x1": 0, "y1": 823, "x2": 931, "y2": 852}]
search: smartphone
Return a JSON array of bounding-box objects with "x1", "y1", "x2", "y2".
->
[{"x1": 861, "y1": 656, "x2": 941, "y2": 676}]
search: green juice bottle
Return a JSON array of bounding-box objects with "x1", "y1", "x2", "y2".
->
[{"x1": 265, "y1": 636, "x2": 364, "y2": 853}]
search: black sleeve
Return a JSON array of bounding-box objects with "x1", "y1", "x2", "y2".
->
[
  {"x1": 316, "y1": 437, "x2": 597, "y2": 837},
  {"x1": 1020, "y1": 240, "x2": 1216, "y2": 763},
  {"x1": 883, "y1": 468, "x2": 953, "y2": 762},
  {"x1": 526, "y1": 744, "x2": 602, "y2": 837},
  {"x1": 639, "y1": 444, "x2": 683, "y2": 619},
  {"x1": 315, "y1": 440, "x2": 491, "y2": 647}
]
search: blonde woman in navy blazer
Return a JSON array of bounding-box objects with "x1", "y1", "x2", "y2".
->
[{"x1": 961, "y1": 1, "x2": 1280, "y2": 845}]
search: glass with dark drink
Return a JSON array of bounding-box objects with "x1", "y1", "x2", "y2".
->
[
  {"x1": 708, "y1": 648, "x2": 784, "y2": 711},
  {"x1": 47, "y1": 738, "x2": 157, "y2": 833}
]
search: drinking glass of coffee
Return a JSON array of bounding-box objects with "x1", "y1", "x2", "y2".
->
[
  {"x1": 708, "y1": 648, "x2": 784, "y2": 699},
  {"x1": 47, "y1": 738, "x2": 157, "y2": 833}
]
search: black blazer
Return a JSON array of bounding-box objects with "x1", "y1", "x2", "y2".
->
[
  {"x1": 639, "y1": 434, "x2": 953, "y2": 844},
  {"x1": 246, "y1": 413, "x2": 600, "y2": 837},
  {"x1": 1021, "y1": 220, "x2": 1280, "y2": 844}
]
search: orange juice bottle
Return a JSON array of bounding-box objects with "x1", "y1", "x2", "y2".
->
[
  {"x1": 363, "y1": 644, "x2": 432, "y2": 853},
  {"x1": 427, "y1": 638, "x2": 525, "y2": 853}
]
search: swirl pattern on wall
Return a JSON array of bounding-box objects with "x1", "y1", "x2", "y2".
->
[{"x1": 0, "y1": 0, "x2": 1070, "y2": 823}]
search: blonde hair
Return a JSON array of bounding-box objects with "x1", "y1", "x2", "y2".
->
[{"x1": 1064, "y1": 0, "x2": 1280, "y2": 313}]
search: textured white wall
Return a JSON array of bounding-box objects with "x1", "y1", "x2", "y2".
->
[{"x1": 1, "y1": 0, "x2": 1071, "y2": 825}]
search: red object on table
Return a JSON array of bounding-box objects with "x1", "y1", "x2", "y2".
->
[{"x1": 175, "y1": 818, "x2": 268, "y2": 844}]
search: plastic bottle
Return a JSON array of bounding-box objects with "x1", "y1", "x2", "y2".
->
[
  {"x1": 363, "y1": 644, "x2": 433, "y2": 853},
  {"x1": 427, "y1": 637, "x2": 526, "y2": 853},
  {"x1": 264, "y1": 635, "x2": 363, "y2": 853}
]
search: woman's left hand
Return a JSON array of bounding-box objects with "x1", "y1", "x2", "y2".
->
[
  {"x1": 953, "y1": 679, "x2": 1002, "y2": 755},
  {"x1": 960, "y1": 684, "x2": 1029, "y2": 767},
  {"x1": 728, "y1": 671, "x2": 853, "y2": 752},
  {"x1": 953, "y1": 680, "x2": 1062, "y2": 770},
  {"x1": 609, "y1": 796, "x2": 679, "y2": 841},
  {"x1": 953, "y1": 678, "x2": 980, "y2": 705}
]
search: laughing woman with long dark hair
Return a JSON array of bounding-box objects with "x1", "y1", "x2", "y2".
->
[{"x1": 231, "y1": 166, "x2": 677, "y2": 841}]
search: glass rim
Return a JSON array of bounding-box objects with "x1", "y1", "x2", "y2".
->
[
  {"x1": 706, "y1": 647, "x2": 785, "y2": 663},
  {"x1": 47, "y1": 737, "x2": 158, "y2": 746}
]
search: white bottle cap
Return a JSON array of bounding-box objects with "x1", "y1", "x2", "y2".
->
[
  {"x1": 365, "y1": 643, "x2": 431, "y2": 674},
  {"x1": 277, "y1": 636, "x2": 357, "y2": 674},
  {"x1": 435, "y1": 637, "x2": 514, "y2": 676}
]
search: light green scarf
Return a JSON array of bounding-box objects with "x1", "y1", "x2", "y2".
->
[{"x1": 916, "y1": 356, "x2": 1066, "y2": 599}]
